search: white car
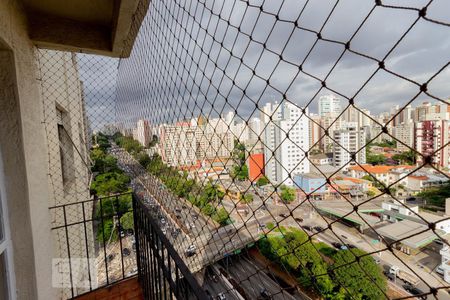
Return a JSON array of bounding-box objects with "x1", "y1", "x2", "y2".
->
[{"x1": 436, "y1": 265, "x2": 444, "y2": 275}]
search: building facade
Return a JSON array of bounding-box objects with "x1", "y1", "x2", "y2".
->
[
  {"x1": 332, "y1": 122, "x2": 366, "y2": 169},
  {"x1": 263, "y1": 102, "x2": 310, "y2": 186}
]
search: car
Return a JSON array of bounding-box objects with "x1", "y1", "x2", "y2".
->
[
  {"x1": 185, "y1": 244, "x2": 197, "y2": 256},
  {"x1": 106, "y1": 254, "x2": 115, "y2": 262},
  {"x1": 189, "y1": 223, "x2": 196, "y2": 229},
  {"x1": 294, "y1": 217, "x2": 303, "y2": 222},
  {"x1": 212, "y1": 274, "x2": 219, "y2": 283},
  {"x1": 279, "y1": 213, "x2": 288, "y2": 218},
  {"x1": 217, "y1": 293, "x2": 226, "y2": 300},
  {"x1": 121, "y1": 246, "x2": 131, "y2": 256},
  {"x1": 436, "y1": 265, "x2": 445, "y2": 275},
  {"x1": 205, "y1": 290, "x2": 213, "y2": 300},
  {"x1": 302, "y1": 225, "x2": 312, "y2": 231},
  {"x1": 182, "y1": 205, "x2": 187, "y2": 209},
  {"x1": 348, "y1": 244, "x2": 356, "y2": 249},
  {"x1": 435, "y1": 239, "x2": 444, "y2": 245},
  {"x1": 402, "y1": 284, "x2": 425, "y2": 299},
  {"x1": 341, "y1": 234, "x2": 348, "y2": 239},
  {"x1": 259, "y1": 288, "x2": 271, "y2": 299},
  {"x1": 313, "y1": 226, "x2": 323, "y2": 232},
  {"x1": 332, "y1": 242, "x2": 342, "y2": 249},
  {"x1": 340, "y1": 245, "x2": 348, "y2": 250},
  {"x1": 132, "y1": 241, "x2": 136, "y2": 251}
]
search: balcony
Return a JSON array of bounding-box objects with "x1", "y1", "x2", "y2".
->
[{"x1": 49, "y1": 192, "x2": 209, "y2": 299}]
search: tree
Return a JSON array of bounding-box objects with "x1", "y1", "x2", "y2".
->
[
  {"x1": 256, "y1": 176, "x2": 269, "y2": 187},
  {"x1": 212, "y1": 208, "x2": 229, "y2": 225},
  {"x1": 120, "y1": 211, "x2": 134, "y2": 231},
  {"x1": 280, "y1": 185, "x2": 296, "y2": 203},
  {"x1": 91, "y1": 172, "x2": 130, "y2": 196},
  {"x1": 240, "y1": 193, "x2": 254, "y2": 203},
  {"x1": 417, "y1": 182, "x2": 450, "y2": 207},
  {"x1": 392, "y1": 150, "x2": 416, "y2": 165},
  {"x1": 330, "y1": 249, "x2": 386, "y2": 299},
  {"x1": 136, "y1": 152, "x2": 151, "y2": 168},
  {"x1": 366, "y1": 152, "x2": 387, "y2": 165},
  {"x1": 231, "y1": 164, "x2": 249, "y2": 181},
  {"x1": 148, "y1": 134, "x2": 159, "y2": 147}
]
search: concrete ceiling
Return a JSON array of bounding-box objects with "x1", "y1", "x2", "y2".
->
[{"x1": 22, "y1": 0, "x2": 149, "y2": 57}]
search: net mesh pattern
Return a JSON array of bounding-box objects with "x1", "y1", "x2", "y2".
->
[{"x1": 40, "y1": 0, "x2": 450, "y2": 299}]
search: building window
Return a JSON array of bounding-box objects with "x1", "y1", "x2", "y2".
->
[
  {"x1": 0, "y1": 190, "x2": 14, "y2": 300},
  {"x1": 56, "y1": 107, "x2": 75, "y2": 187}
]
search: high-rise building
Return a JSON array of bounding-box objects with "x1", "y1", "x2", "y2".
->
[
  {"x1": 392, "y1": 122, "x2": 415, "y2": 151},
  {"x1": 247, "y1": 117, "x2": 262, "y2": 144},
  {"x1": 135, "y1": 119, "x2": 151, "y2": 147},
  {"x1": 309, "y1": 113, "x2": 322, "y2": 149},
  {"x1": 159, "y1": 122, "x2": 197, "y2": 167},
  {"x1": 263, "y1": 101, "x2": 310, "y2": 186},
  {"x1": 332, "y1": 122, "x2": 366, "y2": 169},
  {"x1": 416, "y1": 120, "x2": 449, "y2": 168},
  {"x1": 318, "y1": 94, "x2": 341, "y2": 116},
  {"x1": 196, "y1": 118, "x2": 234, "y2": 160}
]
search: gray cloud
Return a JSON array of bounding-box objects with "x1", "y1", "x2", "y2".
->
[{"x1": 79, "y1": 0, "x2": 450, "y2": 129}]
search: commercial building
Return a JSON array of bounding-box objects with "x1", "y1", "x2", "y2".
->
[
  {"x1": 247, "y1": 153, "x2": 265, "y2": 182},
  {"x1": 293, "y1": 173, "x2": 327, "y2": 194},
  {"x1": 263, "y1": 101, "x2": 310, "y2": 186}
]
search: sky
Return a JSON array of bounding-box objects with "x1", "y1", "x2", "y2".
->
[{"x1": 79, "y1": 0, "x2": 450, "y2": 129}]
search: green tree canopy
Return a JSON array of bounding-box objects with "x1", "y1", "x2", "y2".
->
[
  {"x1": 280, "y1": 185, "x2": 296, "y2": 203},
  {"x1": 91, "y1": 172, "x2": 130, "y2": 196},
  {"x1": 256, "y1": 176, "x2": 269, "y2": 186},
  {"x1": 330, "y1": 249, "x2": 386, "y2": 300}
]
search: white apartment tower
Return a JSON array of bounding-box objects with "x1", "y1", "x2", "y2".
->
[
  {"x1": 263, "y1": 102, "x2": 310, "y2": 186},
  {"x1": 333, "y1": 122, "x2": 367, "y2": 169},
  {"x1": 135, "y1": 119, "x2": 151, "y2": 147},
  {"x1": 159, "y1": 122, "x2": 198, "y2": 166},
  {"x1": 318, "y1": 95, "x2": 341, "y2": 116}
]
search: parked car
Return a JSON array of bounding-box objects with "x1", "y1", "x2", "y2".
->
[
  {"x1": 294, "y1": 217, "x2": 303, "y2": 223},
  {"x1": 217, "y1": 292, "x2": 226, "y2": 300},
  {"x1": 332, "y1": 242, "x2": 342, "y2": 249},
  {"x1": 122, "y1": 248, "x2": 131, "y2": 257},
  {"x1": 302, "y1": 225, "x2": 312, "y2": 231},
  {"x1": 185, "y1": 244, "x2": 197, "y2": 257},
  {"x1": 402, "y1": 284, "x2": 425, "y2": 299},
  {"x1": 259, "y1": 288, "x2": 271, "y2": 299},
  {"x1": 314, "y1": 226, "x2": 323, "y2": 232},
  {"x1": 436, "y1": 265, "x2": 444, "y2": 275}
]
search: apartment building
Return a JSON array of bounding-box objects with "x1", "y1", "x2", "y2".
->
[
  {"x1": 318, "y1": 94, "x2": 341, "y2": 116},
  {"x1": 332, "y1": 122, "x2": 367, "y2": 169},
  {"x1": 392, "y1": 122, "x2": 415, "y2": 151},
  {"x1": 416, "y1": 120, "x2": 450, "y2": 168},
  {"x1": 159, "y1": 123, "x2": 198, "y2": 167},
  {"x1": 133, "y1": 119, "x2": 151, "y2": 147},
  {"x1": 263, "y1": 101, "x2": 310, "y2": 186}
]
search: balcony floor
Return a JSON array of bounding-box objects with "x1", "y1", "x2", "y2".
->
[{"x1": 73, "y1": 276, "x2": 143, "y2": 300}]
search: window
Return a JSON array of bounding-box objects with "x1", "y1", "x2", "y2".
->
[
  {"x1": 0, "y1": 189, "x2": 14, "y2": 300},
  {"x1": 56, "y1": 107, "x2": 75, "y2": 187}
]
